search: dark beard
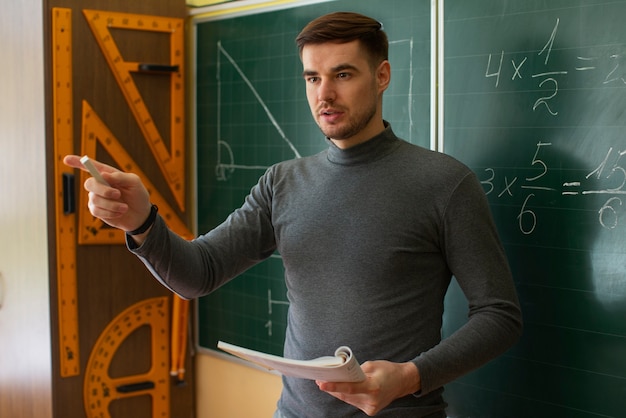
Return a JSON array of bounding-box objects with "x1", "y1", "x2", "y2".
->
[{"x1": 319, "y1": 104, "x2": 377, "y2": 141}]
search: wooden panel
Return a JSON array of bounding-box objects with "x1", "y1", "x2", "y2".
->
[{"x1": 45, "y1": 1, "x2": 195, "y2": 417}]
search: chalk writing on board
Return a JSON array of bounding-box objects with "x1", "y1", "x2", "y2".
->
[
  {"x1": 480, "y1": 142, "x2": 626, "y2": 234},
  {"x1": 213, "y1": 38, "x2": 416, "y2": 181},
  {"x1": 485, "y1": 18, "x2": 626, "y2": 116},
  {"x1": 215, "y1": 41, "x2": 302, "y2": 181},
  {"x1": 388, "y1": 38, "x2": 416, "y2": 139},
  {"x1": 265, "y1": 289, "x2": 289, "y2": 337}
]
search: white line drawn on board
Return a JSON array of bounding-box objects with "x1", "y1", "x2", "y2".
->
[
  {"x1": 214, "y1": 37, "x2": 415, "y2": 181},
  {"x1": 265, "y1": 289, "x2": 289, "y2": 337}
]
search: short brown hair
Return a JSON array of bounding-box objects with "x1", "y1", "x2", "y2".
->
[{"x1": 295, "y1": 12, "x2": 388, "y2": 66}]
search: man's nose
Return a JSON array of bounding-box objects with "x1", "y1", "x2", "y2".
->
[{"x1": 317, "y1": 79, "x2": 336, "y2": 103}]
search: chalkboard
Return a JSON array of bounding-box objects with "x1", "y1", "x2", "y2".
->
[
  {"x1": 442, "y1": 1, "x2": 626, "y2": 417},
  {"x1": 193, "y1": 0, "x2": 431, "y2": 356}
]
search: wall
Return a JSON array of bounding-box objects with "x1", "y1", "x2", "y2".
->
[
  {"x1": 196, "y1": 353, "x2": 283, "y2": 417},
  {"x1": 0, "y1": 2, "x2": 318, "y2": 418},
  {"x1": 0, "y1": 1, "x2": 53, "y2": 418}
]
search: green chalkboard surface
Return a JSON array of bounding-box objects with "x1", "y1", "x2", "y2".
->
[
  {"x1": 443, "y1": 1, "x2": 626, "y2": 417},
  {"x1": 194, "y1": 0, "x2": 626, "y2": 416},
  {"x1": 194, "y1": 0, "x2": 431, "y2": 357}
]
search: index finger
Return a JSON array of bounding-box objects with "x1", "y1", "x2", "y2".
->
[
  {"x1": 63, "y1": 155, "x2": 117, "y2": 174},
  {"x1": 63, "y1": 154, "x2": 86, "y2": 170}
]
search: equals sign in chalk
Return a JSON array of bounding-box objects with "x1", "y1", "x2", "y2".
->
[{"x1": 562, "y1": 182, "x2": 581, "y2": 195}]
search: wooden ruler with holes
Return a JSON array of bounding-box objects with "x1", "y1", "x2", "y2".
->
[
  {"x1": 52, "y1": 7, "x2": 80, "y2": 377},
  {"x1": 82, "y1": 9, "x2": 186, "y2": 212},
  {"x1": 84, "y1": 297, "x2": 170, "y2": 418}
]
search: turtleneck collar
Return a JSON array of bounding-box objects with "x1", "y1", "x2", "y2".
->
[{"x1": 325, "y1": 122, "x2": 401, "y2": 166}]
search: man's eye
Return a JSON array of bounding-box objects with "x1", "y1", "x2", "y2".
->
[
  {"x1": 338, "y1": 72, "x2": 350, "y2": 79},
  {"x1": 307, "y1": 77, "x2": 319, "y2": 83}
]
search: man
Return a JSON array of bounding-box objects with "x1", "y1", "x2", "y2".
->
[{"x1": 65, "y1": 12, "x2": 522, "y2": 417}]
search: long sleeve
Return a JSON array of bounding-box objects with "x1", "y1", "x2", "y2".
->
[
  {"x1": 413, "y1": 172, "x2": 522, "y2": 395},
  {"x1": 128, "y1": 170, "x2": 277, "y2": 299}
]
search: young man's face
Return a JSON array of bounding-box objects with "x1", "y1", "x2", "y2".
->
[{"x1": 301, "y1": 40, "x2": 390, "y2": 149}]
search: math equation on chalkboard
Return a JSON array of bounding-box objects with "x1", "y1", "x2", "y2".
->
[
  {"x1": 485, "y1": 18, "x2": 626, "y2": 117},
  {"x1": 480, "y1": 141, "x2": 626, "y2": 234},
  {"x1": 467, "y1": 16, "x2": 626, "y2": 235},
  {"x1": 444, "y1": 4, "x2": 626, "y2": 417}
]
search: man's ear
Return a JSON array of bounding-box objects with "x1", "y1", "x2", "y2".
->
[{"x1": 377, "y1": 60, "x2": 391, "y2": 93}]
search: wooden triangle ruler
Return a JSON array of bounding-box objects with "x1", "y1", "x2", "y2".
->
[
  {"x1": 78, "y1": 100, "x2": 194, "y2": 244},
  {"x1": 82, "y1": 9, "x2": 186, "y2": 211}
]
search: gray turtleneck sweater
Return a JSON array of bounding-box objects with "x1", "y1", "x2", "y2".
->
[{"x1": 130, "y1": 124, "x2": 522, "y2": 417}]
